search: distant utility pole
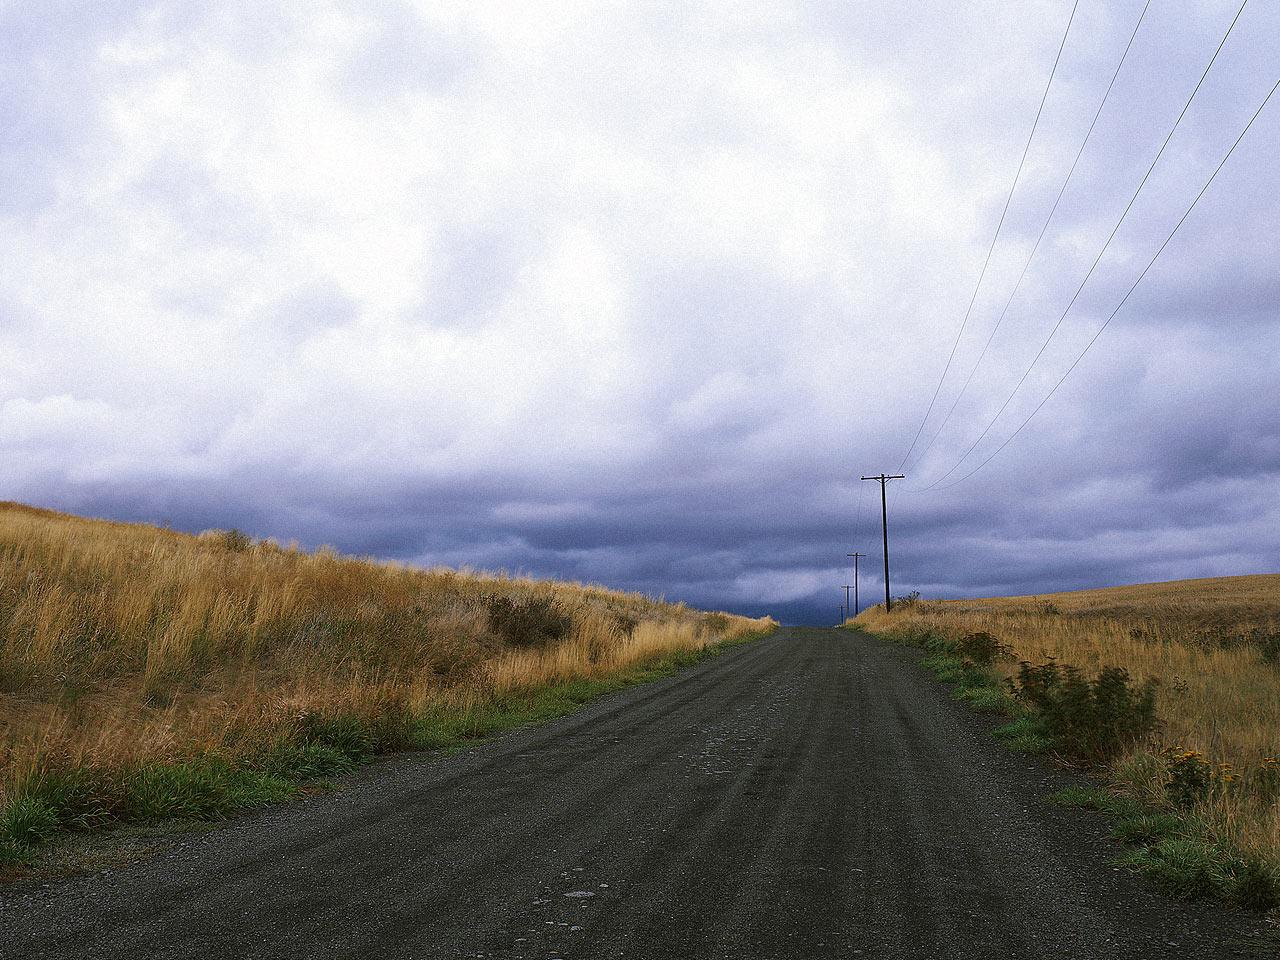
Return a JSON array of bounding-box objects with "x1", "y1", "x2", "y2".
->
[
  {"x1": 846, "y1": 552, "x2": 865, "y2": 616},
  {"x1": 839, "y1": 602, "x2": 846, "y2": 624},
  {"x1": 843, "y1": 584, "x2": 853, "y2": 619},
  {"x1": 860, "y1": 474, "x2": 904, "y2": 611}
]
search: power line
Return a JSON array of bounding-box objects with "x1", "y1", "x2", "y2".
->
[
  {"x1": 913, "y1": 0, "x2": 1251, "y2": 492},
  {"x1": 933, "y1": 73, "x2": 1279, "y2": 490},
  {"x1": 896, "y1": 0, "x2": 1081, "y2": 471},
  {"x1": 904, "y1": 0, "x2": 1155, "y2": 475},
  {"x1": 852, "y1": 473, "x2": 869, "y2": 545}
]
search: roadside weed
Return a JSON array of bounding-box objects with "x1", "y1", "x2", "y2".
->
[
  {"x1": 993, "y1": 717, "x2": 1052, "y2": 754},
  {"x1": 1110, "y1": 813, "x2": 1182, "y2": 845},
  {"x1": 955, "y1": 684, "x2": 1013, "y2": 714},
  {"x1": 1008, "y1": 660, "x2": 1157, "y2": 763},
  {"x1": 0, "y1": 797, "x2": 60, "y2": 845},
  {"x1": 0, "y1": 839, "x2": 27, "y2": 869},
  {"x1": 1116, "y1": 839, "x2": 1220, "y2": 899}
]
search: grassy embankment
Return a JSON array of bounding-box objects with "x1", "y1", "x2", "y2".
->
[
  {"x1": 854, "y1": 576, "x2": 1280, "y2": 911},
  {"x1": 0, "y1": 502, "x2": 774, "y2": 868}
]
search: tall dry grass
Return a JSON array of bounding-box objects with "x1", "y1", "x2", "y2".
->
[
  {"x1": 856, "y1": 575, "x2": 1280, "y2": 870},
  {"x1": 0, "y1": 501, "x2": 771, "y2": 813}
]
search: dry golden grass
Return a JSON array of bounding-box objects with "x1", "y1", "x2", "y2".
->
[
  {"x1": 856, "y1": 575, "x2": 1280, "y2": 869},
  {"x1": 0, "y1": 501, "x2": 771, "y2": 806}
]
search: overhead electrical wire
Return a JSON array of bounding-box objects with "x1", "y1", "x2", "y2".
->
[
  {"x1": 851, "y1": 476, "x2": 869, "y2": 550},
  {"x1": 847, "y1": 476, "x2": 871, "y2": 594},
  {"x1": 902, "y1": 0, "x2": 1155, "y2": 476},
  {"x1": 895, "y1": 0, "x2": 1081, "y2": 472},
  {"x1": 932, "y1": 73, "x2": 1278, "y2": 490},
  {"x1": 911, "y1": 0, "x2": 1251, "y2": 492}
]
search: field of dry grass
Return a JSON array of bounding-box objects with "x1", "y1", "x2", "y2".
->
[
  {"x1": 856, "y1": 575, "x2": 1280, "y2": 892},
  {"x1": 0, "y1": 501, "x2": 773, "y2": 857}
]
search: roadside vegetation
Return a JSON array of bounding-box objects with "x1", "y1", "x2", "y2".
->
[
  {"x1": 0, "y1": 502, "x2": 774, "y2": 869},
  {"x1": 852, "y1": 575, "x2": 1280, "y2": 912}
]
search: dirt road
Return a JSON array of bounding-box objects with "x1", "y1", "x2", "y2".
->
[{"x1": 0, "y1": 628, "x2": 1267, "y2": 958}]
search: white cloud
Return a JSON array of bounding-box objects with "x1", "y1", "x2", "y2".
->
[{"x1": 1, "y1": 0, "x2": 1277, "y2": 617}]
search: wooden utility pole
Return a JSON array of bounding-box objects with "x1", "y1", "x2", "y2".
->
[
  {"x1": 843, "y1": 584, "x2": 852, "y2": 619},
  {"x1": 846, "y1": 552, "x2": 865, "y2": 616},
  {"x1": 860, "y1": 474, "x2": 904, "y2": 611}
]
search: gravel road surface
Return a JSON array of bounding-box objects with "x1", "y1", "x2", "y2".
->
[{"x1": 0, "y1": 627, "x2": 1270, "y2": 959}]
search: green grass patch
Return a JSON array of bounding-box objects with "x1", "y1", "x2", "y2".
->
[
  {"x1": 954, "y1": 682, "x2": 1013, "y2": 714},
  {"x1": 1110, "y1": 812, "x2": 1182, "y2": 845},
  {"x1": 121, "y1": 759, "x2": 239, "y2": 822},
  {"x1": 1116, "y1": 838, "x2": 1223, "y2": 900},
  {"x1": 1050, "y1": 787, "x2": 1279, "y2": 909},
  {"x1": 920, "y1": 653, "x2": 967, "y2": 683},
  {"x1": 992, "y1": 715, "x2": 1052, "y2": 754},
  {"x1": 1117, "y1": 839, "x2": 1280, "y2": 910},
  {"x1": 0, "y1": 839, "x2": 28, "y2": 870},
  {"x1": 1048, "y1": 784, "x2": 1138, "y2": 816},
  {"x1": 1048, "y1": 784, "x2": 1111, "y2": 808},
  {"x1": 0, "y1": 797, "x2": 59, "y2": 845}
]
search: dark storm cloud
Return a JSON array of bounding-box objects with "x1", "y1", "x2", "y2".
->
[{"x1": 1, "y1": 0, "x2": 1277, "y2": 623}]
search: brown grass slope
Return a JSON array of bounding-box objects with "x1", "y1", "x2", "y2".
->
[
  {"x1": 856, "y1": 575, "x2": 1280, "y2": 890},
  {"x1": 0, "y1": 501, "x2": 773, "y2": 855}
]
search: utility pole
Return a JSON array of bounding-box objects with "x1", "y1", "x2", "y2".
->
[
  {"x1": 860, "y1": 474, "x2": 904, "y2": 611},
  {"x1": 846, "y1": 552, "x2": 865, "y2": 616},
  {"x1": 843, "y1": 584, "x2": 852, "y2": 620},
  {"x1": 838, "y1": 605, "x2": 845, "y2": 625}
]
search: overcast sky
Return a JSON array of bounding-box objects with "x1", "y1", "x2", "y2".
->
[{"x1": 2, "y1": 0, "x2": 1277, "y2": 623}]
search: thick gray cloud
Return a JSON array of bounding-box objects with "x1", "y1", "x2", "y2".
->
[{"x1": 1, "y1": 0, "x2": 1277, "y2": 623}]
